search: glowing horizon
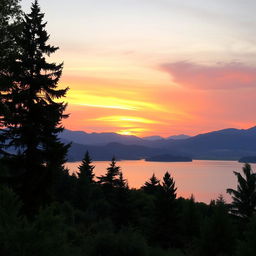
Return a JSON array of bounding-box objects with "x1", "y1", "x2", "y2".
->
[{"x1": 22, "y1": 0, "x2": 256, "y2": 137}]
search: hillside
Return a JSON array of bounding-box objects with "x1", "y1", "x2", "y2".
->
[{"x1": 61, "y1": 126, "x2": 256, "y2": 161}]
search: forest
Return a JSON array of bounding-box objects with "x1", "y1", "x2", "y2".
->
[{"x1": 0, "y1": 1, "x2": 256, "y2": 255}]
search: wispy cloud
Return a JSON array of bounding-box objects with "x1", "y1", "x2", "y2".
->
[
  {"x1": 93, "y1": 115, "x2": 160, "y2": 124},
  {"x1": 67, "y1": 90, "x2": 165, "y2": 111},
  {"x1": 160, "y1": 62, "x2": 256, "y2": 90}
]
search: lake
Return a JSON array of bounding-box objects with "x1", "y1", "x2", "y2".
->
[{"x1": 65, "y1": 160, "x2": 256, "y2": 204}]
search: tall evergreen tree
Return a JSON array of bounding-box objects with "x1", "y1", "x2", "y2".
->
[
  {"x1": 78, "y1": 151, "x2": 95, "y2": 183},
  {"x1": 97, "y1": 157, "x2": 121, "y2": 188},
  {"x1": 116, "y1": 171, "x2": 128, "y2": 189},
  {"x1": 142, "y1": 173, "x2": 161, "y2": 195},
  {"x1": 227, "y1": 163, "x2": 256, "y2": 218},
  {"x1": 162, "y1": 171, "x2": 177, "y2": 201},
  {"x1": 153, "y1": 172, "x2": 179, "y2": 248},
  {"x1": 198, "y1": 196, "x2": 235, "y2": 256},
  {"x1": 0, "y1": 1, "x2": 69, "y2": 210},
  {"x1": 0, "y1": 0, "x2": 22, "y2": 150},
  {"x1": 0, "y1": 0, "x2": 22, "y2": 71},
  {"x1": 74, "y1": 151, "x2": 95, "y2": 210}
]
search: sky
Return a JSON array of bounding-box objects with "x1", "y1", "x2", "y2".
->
[{"x1": 21, "y1": 0, "x2": 256, "y2": 137}]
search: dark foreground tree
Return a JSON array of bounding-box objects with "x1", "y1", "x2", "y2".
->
[
  {"x1": 227, "y1": 163, "x2": 256, "y2": 218},
  {"x1": 198, "y1": 196, "x2": 236, "y2": 256},
  {"x1": 236, "y1": 215, "x2": 256, "y2": 256},
  {"x1": 0, "y1": 0, "x2": 22, "y2": 147},
  {"x1": 0, "y1": 186, "x2": 77, "y2": 255},
  {"x1": 0, "y1": 0, "x2": 22, "y2": 71},
  {"x1": 162, "y1": 171, "x2": 177, "y2": 200},
  {"x1": 0, "y1": 1, "x2": 69, "y2": 211},
  {"x1": 116, "y1": 171, "x2": 128, "y2": 189},
  {"x1": 142, "y1": 173, "x2": 161, "y2": 195},
  {"x1": 97, "y1": 157, "x2": 121, "y2": 188},
  {"x1": 153, "y1": 172, "x2": 179, "y2": 248},
  {"x1": 74, "y1": 151, "x2": 95, "y2": 210},
  {"x1": 78, "y1": 151, "x2": 95, "y2": 183}
]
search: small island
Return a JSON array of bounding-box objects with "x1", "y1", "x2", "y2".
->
[
  {"x1": 145, "y1": 154, "x2": 192, "y2": 162},
  {"x1": 239, "y1": 156, "x2": 256, "y2": 163}
]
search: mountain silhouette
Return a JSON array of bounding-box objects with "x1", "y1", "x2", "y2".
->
[{"x1": 60, "y1": 126, "x2": 256, "y2": 161}]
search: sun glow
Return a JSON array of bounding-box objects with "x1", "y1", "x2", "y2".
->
[
  {"x1": 117, "y1": 128, "x2": 148, "y2": 136},
  {"x1": 117, "y1": 130, "x2": 133, "y2": 136},
  {"x1": 94, "y1": 115, "x2": 158, "y2": 124},
  {"x1": 66, "y1": 91, "x2": 165, "y2": 112}
]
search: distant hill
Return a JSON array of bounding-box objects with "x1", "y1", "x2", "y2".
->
[
  {"x1": 143, "y1": 135, "x2": 164, "y2": 141},
  {"x1": 65, "y1": 141, "x2": 167, "y2": 162},
  {"x1": 60, "y1": 129, "x2": 191, "y2": 146},
  {"x1": 59, "y1": 129, "x2": 143, "y2": 145},
  {"x1": 167, "y1": 134, "x2": 191, "y2": 140},
  {"x1": 60, "y1": 126, "x2": 256, "y2": 161},
  {"x1": 239, "y1": 156, "x2": 256, "y2": 163},
  {"x1": 162, "y1": 126, "x2": 256, "y2": 160}
]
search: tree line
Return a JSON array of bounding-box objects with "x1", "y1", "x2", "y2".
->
[{"x1": 0, "y1": 1, "x2": 256, "y2": 255}]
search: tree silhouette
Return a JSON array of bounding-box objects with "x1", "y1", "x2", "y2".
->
[
  {"x1": 78, "y1": 151, "x2": 95, "y2": 183},
  {"x1": 116, "y1": 171, "x2": 128, "y2": 189},
  {"x1": 142, "y1": 173, "x2": 161, "y2": 194},
  {"x1": 97, "y1": 157, "x2": 121, "y2": 188},
  {"x1": 152, "y1": 172, "x2": 179, "y2": 248},
  {"x1": 0, "y1": 0, "x2": 22, "y2": 151},
  {"x1": 198, "y1": 195, "x2": 235, "y2": 256},
  {"x1": 0, "y1": 1, "x2": 69, "y2": 210},
  {"x1": 74, "y1": 151, "x2": 95, "y2": 211},
  {"x1": 162, "y1": 171, "x2": 177, "y2": 201},
  {"x1": 0, "y1": 0, "x2": 22, "y2": 71},
  {"x1": 227, "y1": 163, "x2": 256, "y2": 218}
]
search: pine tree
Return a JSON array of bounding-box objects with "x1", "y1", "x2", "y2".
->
[
  {"x1": 78, "y1": 151, "x2": 95, "y2": 183},
  {"x1": 198, "y1": 195, "x2": 235, "y2": 256},
  {"x1": 116, "y1": 171, "x2": 128, "y2": 189},
  {"x1": 153, "y1": 172, "x2": 179, "y2": 248},
  {"x1": 97, "y1": 157, "x2": 121, "y2": 188},
  {"x1": 74, "y1": 151, "x2": 95, "y2": 210},
  {"x1": 162, "y1": 171, "x2": 177, "y2": 201},
  {"x1": 227, "y1": 163, "x2": 256, "y2": 218},
  {"x1": 0, "y1": 0, "x2": 22, "y2": 151},
  {"x1": 142, "y1": 173, "x2": 161, "y2": 194},
  {"x1": 0, "y1": 1, "x2": 69, "y2": 210},
  {"x1": 0, "y1": 0, "x2": 22, "y2": 72}
]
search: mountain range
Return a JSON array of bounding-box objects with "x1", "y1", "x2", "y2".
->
[{"x1": 59, "y1": 126, "x2": 256, "y2": 162}]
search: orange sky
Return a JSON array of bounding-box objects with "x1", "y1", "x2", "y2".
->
[
  {"x1": 60, "y1": 59, "x2": 256, "y2": 137},
  {"x1": 22, "y1": 0, "x2": 256, "y2": 137}
]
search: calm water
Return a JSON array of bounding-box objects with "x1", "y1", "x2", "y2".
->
[{"x1": 65, "y1": 160, "x2": 256, "y2": 204}]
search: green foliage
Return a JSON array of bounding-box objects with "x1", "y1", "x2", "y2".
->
[
  {"x1": 0, "y1": 0, "x2": 22, "y2": 22},
  {"x1": 197, "y1": 196, "x2": 236, "y2": 256},
  {"x1": 0, "y1": 186, "x2": 77, "y2": 256},
  {"x1": 227, "y1": 163, "x2": 256, "y2": 218},
  {"x1": 0, "y1": 0, "x2": 22, "y2": 56},
  {"x1": 83, "y1": 229, "x2": 148, "y2": 256},
  {"x1": 54, "y1": 168, "x2": 77, "y2": 203},
  {"x1": 0, "y1": 0, "x2": 22, "y2": 132},
  {"x1": 236, "y1": 215, "x2": 256, "y2": 256},
  {"x1": 178, "y1": 196, "x2": 204, "y2": 250}
]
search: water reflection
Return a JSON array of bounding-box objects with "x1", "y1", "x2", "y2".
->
[{"x1": 65, "y1": 160, "x2": 256, "y2": 204}]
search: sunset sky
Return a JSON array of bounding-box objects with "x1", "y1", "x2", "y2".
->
[{"x1": 21, "y1": 0, "x2": 256, "y2": 137}]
